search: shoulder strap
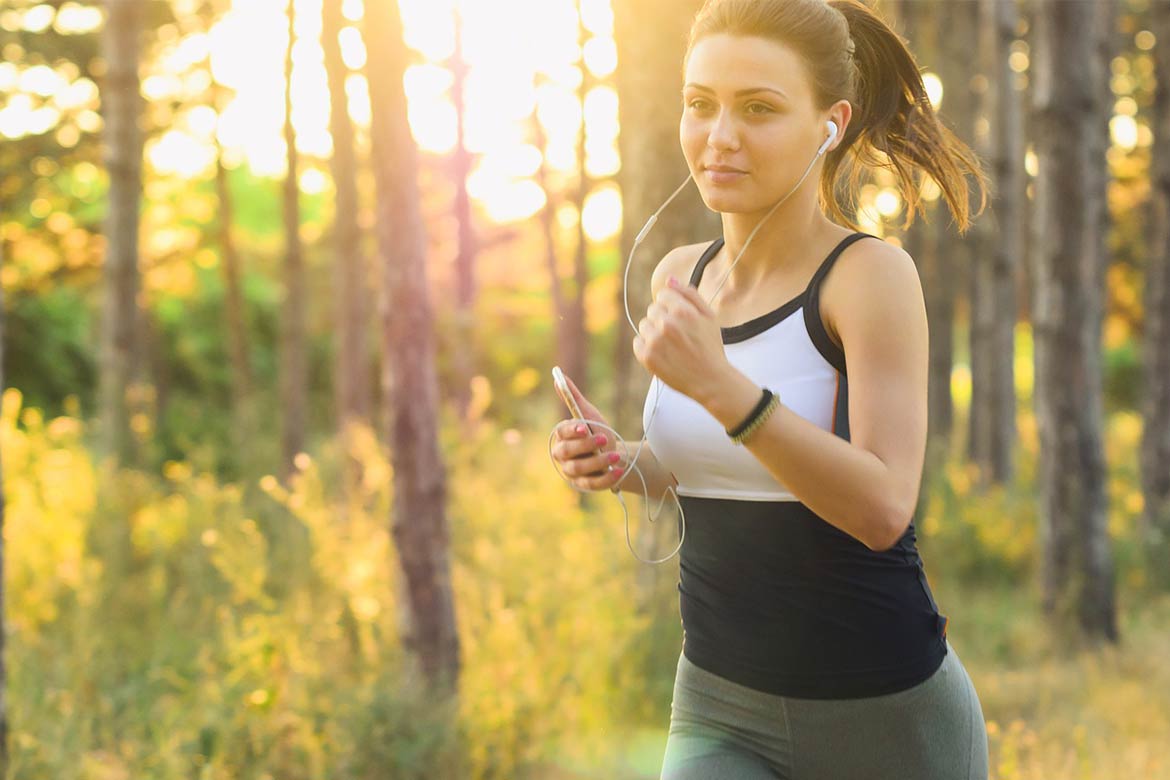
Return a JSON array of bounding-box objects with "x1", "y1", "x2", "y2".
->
[
  {"x1": 688, "y1": 238, "x2": 725, "y2": 287},
  {"x1": 803, "y1": 232, "x2": 879, "y2": 376},
  {"x1": 804, "y1": 232, "x2": 876, "y2": 297}
]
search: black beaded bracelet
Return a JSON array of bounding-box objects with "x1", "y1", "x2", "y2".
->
[{"x1": 726, "y1": 387, "x2": 774, "y2": 439}]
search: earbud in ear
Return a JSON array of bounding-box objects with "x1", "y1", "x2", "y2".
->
[{"x1": 817, "y1": 120, "x2": 839, "y2": 156}]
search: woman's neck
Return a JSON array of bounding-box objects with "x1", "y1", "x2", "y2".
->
[{"x1": 713, "y1": 199, "x2": 838, "y2": 297}]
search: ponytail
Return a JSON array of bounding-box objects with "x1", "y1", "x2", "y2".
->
[{"x1": 827, "y1": 0, "x2": 988, "y2": 232}]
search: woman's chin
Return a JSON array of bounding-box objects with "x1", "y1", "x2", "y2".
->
[{"x1": 699, "y1": 190, "x2": 755, "y2": 214}]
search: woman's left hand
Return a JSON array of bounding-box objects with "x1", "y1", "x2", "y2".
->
[{"x1": 633, "y1": 275, "x2": 731, "y2": 403}]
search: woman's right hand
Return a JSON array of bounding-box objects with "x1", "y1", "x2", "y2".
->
[{"x1": 552, "y1": 374, "x2": 628, "y2": 492}]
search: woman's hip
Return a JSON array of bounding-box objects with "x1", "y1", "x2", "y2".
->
[{"x1": 663, "y1": 641, "x2": 989, "y2": 780}]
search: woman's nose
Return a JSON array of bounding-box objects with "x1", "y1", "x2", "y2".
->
[{"x1": 707, "y1": 109, "x2": 740, "y2": 152}]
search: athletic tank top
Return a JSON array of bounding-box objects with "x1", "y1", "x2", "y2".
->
[{"x1": 642, "y1": 232, "x2": 949, "y2": 699}]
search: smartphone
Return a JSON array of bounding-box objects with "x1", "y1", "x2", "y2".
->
[
  {"x1": 551, "y1": 366, "x2": 594, "y2": 436},
  {"x1": 552, "y1": 366, "x2": 617, "y2": 482}
]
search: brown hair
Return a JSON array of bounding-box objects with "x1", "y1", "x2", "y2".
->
[{"x1": 684, "y1": 0, "x2": 988, "y2": 233}]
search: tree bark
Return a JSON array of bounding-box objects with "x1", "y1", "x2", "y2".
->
[
  {"x1": 363, "y1": 0, "x2": 460, "y2": 692},
  {"x1": 214, "y1": 146, "x2": 254, "y2": 450},
  {"x1": 971, "y1": 0, "x2": 1021, "y2": 486},
  {"x1": 449, "y1": 9, "x2": 478, "y2": 421},
  {"x1": 533, "y1": 104, "x2": 574, "y2": 420},
  {"x1": 926, "y1": 0, "x2": 973, "y2": 470},
  {"x1": 1031, "y1": 0, "x2": 1117, "y2": 642},
  {"x1": 98, "y1": 0, "x2": 146, "y2": 465},
  {"x1": 1145, "y1": 0, "x2": 1170, "y2": 586},
  {"x1": 0, "y1": 240, "x2": 9, "y2": 775},
  {"x1": 323, "y1": 0, "x2": 370, "y2": 497},
  {"x1": 280, "y1": 0, "x2": 308, "y2": 481},
  {"x1": 197, "y1": 0, "x2": 253, "y2": 462},
  {"x1": 897, "y1": 0, "x2": 954, "y2": 479},
  {"x1": 563, "y1": 0, "x2": 593, "y2": 403}
]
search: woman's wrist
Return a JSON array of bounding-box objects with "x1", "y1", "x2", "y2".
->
[
  {"x1": 728, "y1": 389, "x2": 780, "y2": 444},
  {"x1": 699, "y1": 367, "x2": 767, "y2": 430}
]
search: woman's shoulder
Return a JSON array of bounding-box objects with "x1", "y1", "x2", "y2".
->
[
  {"x1": 650, "y1": 240, "x2": 718, "y2": 300},
  {"x1": 820, "y1": 232, "x2": 921, "y2": 350}
]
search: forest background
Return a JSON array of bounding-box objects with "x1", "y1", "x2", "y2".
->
[{"x1": 2, "y1": 0, "x2": 1170, "y2": 777}]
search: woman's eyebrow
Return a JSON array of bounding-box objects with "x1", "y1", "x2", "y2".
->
[{"x1": 682, "y1": 83, "x2": 789, "y2": 101}]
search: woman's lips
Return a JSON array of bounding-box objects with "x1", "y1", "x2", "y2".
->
[{"x1": 704, "y1": 166, "x2": 747, "y2": 184}]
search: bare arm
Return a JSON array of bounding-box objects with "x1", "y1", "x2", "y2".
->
[{"x1": 693, "y1": 241, "x2": 928, "y2": 551}]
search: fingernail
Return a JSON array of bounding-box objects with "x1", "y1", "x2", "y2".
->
[
  {"x1": 613, "y1": 467, "x2": 625, "y2": 477},
  {"x1": 608, "y1": 452, "x2": 621, "y2": 463},
  {"x1": 667, "y1": 275, "x2": 678, "y2": 287},
  {"x1": 594, "y1": 434, "x2": 607, "y2": 446},
  {"x1": 576, "y1": 425, "x2": 586, "y2": 434}
]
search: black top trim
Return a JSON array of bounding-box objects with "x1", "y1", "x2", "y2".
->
[
  {"x1": 688, "y1": 233, "x2": 879, "y2": 351},
  {"x1": 803, "y1": 232, "x2": 879, "y2": 376}
]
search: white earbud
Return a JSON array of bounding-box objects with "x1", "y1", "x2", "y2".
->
[{"x1": 817, "y1": 120, "x2": 839, "y2": 157}]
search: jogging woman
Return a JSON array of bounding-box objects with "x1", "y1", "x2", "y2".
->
[{"x1": 552, "y1": 1, "x2": 990, "y2": 777}]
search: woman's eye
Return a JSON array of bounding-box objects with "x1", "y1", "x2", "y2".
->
[{"x1": 684, "y1": 99, "x2": 772, "y2": 115}]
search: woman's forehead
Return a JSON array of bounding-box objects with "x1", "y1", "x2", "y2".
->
[{"x1": 684, "y1": 34, "x2": 811, "y2": 101}]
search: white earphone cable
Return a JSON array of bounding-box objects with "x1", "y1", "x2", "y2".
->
[{"x1": 548, "y1": 121, "x2": 839, "y2": 564}]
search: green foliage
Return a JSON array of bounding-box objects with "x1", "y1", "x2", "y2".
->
[
  {"x1": 3, "y1": 285, "x2": 97, "y2": 418},
  {"x1": 335, "y1": 670, "x2": 465, "y2": 780},
  {"x1": 443, "y1": 404, "x2": 653, "y2": 778},
  {"x1": 3, "y1": 385, "x2": 659, "y2": 778},
  {"x1": 1103, "y1": 338, "x2": 1143, "y2": 412}
]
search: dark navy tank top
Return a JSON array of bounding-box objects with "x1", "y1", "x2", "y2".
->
[{"x1": 642, "y1": 232, "x2": 949, "y2": 699}]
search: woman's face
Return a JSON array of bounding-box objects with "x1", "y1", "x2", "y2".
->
[{"x1": 681, "y1": 34, "x2": 831, "y2": 214}]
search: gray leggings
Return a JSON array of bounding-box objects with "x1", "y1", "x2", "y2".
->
[{"x1": 661, "y1": 641, "x2": 989, "y2": 780}]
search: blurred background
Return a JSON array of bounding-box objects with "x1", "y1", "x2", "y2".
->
[{"x1": 1, "y1": 0, "x2": 1169, "y2": 777}]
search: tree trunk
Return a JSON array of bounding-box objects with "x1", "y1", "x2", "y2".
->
[
  {"x1": 897, "y1": 0, "x2": 954, "y2": 483},
  {"x1": 971, "y1": 0, "x2": 1021, "y2": 487},
  {"x1": 1031, "y1": 0, "x2": 1117, "y2": 642},
  {"x1": 1145, "y1": 0, "x2": 1170, "y2": 586},
  {"x1": 199, "y1": 0, "x2": 253, "y2": 465},
  {"x1": 917, "y1": 1, "x2": 973, "y2": 470},
  {"x1": 363, "y1": 0, "x2": 460, "y2": 692},
  {"x1": 450, "y1": 9, "x2": 478, "y2": 421},
  {"x1": 989, "y1": 0, "x2": 1023, "y2": 485},
  {"x1": 323, "y1": 0, "x2": 370, "y2": 498},
  {"x1": 98, "y1": 0, "x2": 145, "y2": 466},
  {"x1": 214, "y1": 145, "x2": 254, "y2": 455},
  {"x1": 533, "y1": 107, "x2": 575, "y2": 420},
  {"x1": 280, "y1": 0, "x2": 308, "y2": 481},
  {"x1": 563, "y1": 1, "x2": 592, "y2": 403},
  {"x1": 0, "y1": 240, "x2": 9, "y2": 775}
]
